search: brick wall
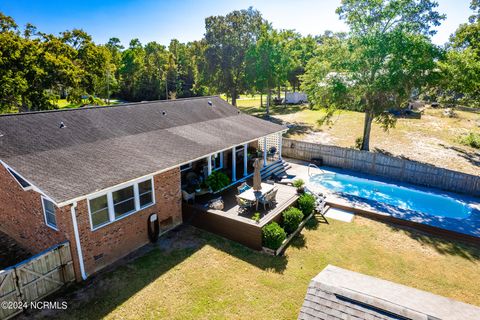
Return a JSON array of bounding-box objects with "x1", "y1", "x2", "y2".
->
[
  {"x1": 0, "y1": 165, "x2": 182, "y2": 280},
  {"x1": 73, "y1": 168, "x2": 182, "y2": 276},
  {"x1": 0, "y1": 165, "x2": 69, "y2": 254}
]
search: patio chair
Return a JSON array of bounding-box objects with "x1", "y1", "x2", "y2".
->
[
  {"x1": 237, "y1": 182, "x2": 251, "y2": 194},
  {"x1": 236, "y1": 195, "x2": 253, "y2": 213},
  {"x1": 258, "y1": 188, "x2": 278, "y2": 210}
]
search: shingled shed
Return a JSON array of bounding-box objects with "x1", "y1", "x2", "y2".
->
[{"x1": 299, "y1": 265, "x2": 480, "y2": 320}]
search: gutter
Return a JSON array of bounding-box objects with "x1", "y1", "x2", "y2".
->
[{"x1": 70, "y1": 202, "x2": 87, "y2": 280}]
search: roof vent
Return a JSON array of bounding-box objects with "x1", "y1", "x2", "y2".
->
[
  {"x1": 0, "y1": 131, "x2": 3, "y2": 137},
  {"x1": 162, "y1": 111, "x2": 167, "y2": 116},
  {"x1": 208, "y1": 100, "x2": 213, "y2": 106},
  {"x1": 59, "y1": 121, "x2": 66, "y2": 129}
]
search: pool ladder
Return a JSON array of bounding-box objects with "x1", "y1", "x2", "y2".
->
[{"x1": 308, "y1": 163, "x2": 326, "y2": 177}]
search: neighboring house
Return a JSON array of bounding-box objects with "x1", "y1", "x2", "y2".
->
[
  {"x1": 285, "y1": 92, "x2": 308, "y2": 104},
  {"x1": 0, "y1": 96, "x2": 286, "y2": 281},
  {"x1": 299, "y1": 265, "x2": 480, "y2": 320}
]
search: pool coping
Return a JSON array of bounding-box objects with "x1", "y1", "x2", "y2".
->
[{"x1": 287, "y1": 161, "x2": 480, "y2": 245}]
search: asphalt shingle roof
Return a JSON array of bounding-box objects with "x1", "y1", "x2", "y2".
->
[
  {"x1": 299, "y1": 265, "x2": 480, "y2": 320},
  {"x1": 0, "y1": 96, "x2": 285, "y2": 205}
]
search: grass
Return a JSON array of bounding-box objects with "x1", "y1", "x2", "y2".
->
[
  {"x1": 36, "y1": 217, "x2": 480, "y2": 320},
  {"x1": 235, "y1": 100, "x2": 480, "y2": 175},
  {"x1": 54, "y1": 98, "x2": 123, "y2": 109}
]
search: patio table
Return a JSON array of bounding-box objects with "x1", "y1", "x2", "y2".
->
[{"x1": 238, "y1": 183, "x2": 274, "y2": 210}]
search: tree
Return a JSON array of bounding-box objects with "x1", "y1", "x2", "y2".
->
[
  {"x1": 246, "y1": 24, "x2": 292, "y2": 116},
  {"x1": 204, "y1": 7, "x2": 263, "y2": 106},
  {"x1": 0, "y1": 13, "x2": 80, "y2": 112},
  {"x1": 434, "y1": 0, "x2": 480, "y2": 107},
  {"x1": 301, "y1": 0, "x2": 444, "y2": 151}
]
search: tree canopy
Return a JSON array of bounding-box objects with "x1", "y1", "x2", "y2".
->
[{"x1": 301, "y1": 0, "x2": 444, "y2": 150}]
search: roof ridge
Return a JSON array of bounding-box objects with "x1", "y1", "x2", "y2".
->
[{"x1": 0, "y1": 96, "x2": 221, "y2": 118}]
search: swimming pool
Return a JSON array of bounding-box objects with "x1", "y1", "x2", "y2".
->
[{"x1": 309, "y1": 171, "x2": 473, "y2": 219}]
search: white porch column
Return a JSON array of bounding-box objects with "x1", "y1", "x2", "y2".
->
[
  {"x1": 243, "y1": 143, "x2": 248, "y2": 177},
  {"x1": 232, "y1": 146, "x2": 237, "y2": 182},
  {"x1": 278, "y1": 132, "x2": 283, "y2": 160},
  {"x1": 263, "y1": 137, "x2": 267, "y2": 167},
  {"x1": 207, "y1": 154, "x2": 212, "y2": 175}
]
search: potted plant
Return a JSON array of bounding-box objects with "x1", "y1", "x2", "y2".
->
[
  {"x1": 206, "y1": 171, "x2": 231, "y2": 193},
  {"x1": 292, "y1": 179, "x2": 305, "y2": 194}
]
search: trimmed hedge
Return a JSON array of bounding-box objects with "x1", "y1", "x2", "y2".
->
[
  {"x1": 298, "y1": 193, "x2": 316, "y2": 216},
  {"x1": 262, "y1": 222, "x2": 287, "y2": 250},
  {"x1": 282, "y1": 207, "x2": 304, "y2": 234}
]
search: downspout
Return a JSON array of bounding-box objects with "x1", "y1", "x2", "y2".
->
[{"x1": 70, "y1": 202, "x2": 87, "y2": 280}]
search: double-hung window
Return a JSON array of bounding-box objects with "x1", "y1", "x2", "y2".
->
[
  {"x1": 89, "y1": 195, "x2": 109, "y2": 228},
  {"x1": 89, "y1": 178, "x2": 155, "y2": 230},
  {"x1": 42, "y1": 197, "x2": 57, "y2": 229},
  {"x1": 138, "y1": 180, "x2": 154, "y2": 208},
  {"x1": 112, "y1": 185, "x2": 135, "y2": 218}
]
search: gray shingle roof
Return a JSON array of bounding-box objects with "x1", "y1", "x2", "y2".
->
[
  {"x1": 299, "y1": 265, "x2": 480, "y2": 320},
  {"x1": 0, "y1": 96, "x2": 286, "y2": 205}
]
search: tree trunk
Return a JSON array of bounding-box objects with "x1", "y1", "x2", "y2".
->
[
  {"x1": 231, "y1": 88, "x2": 237, "y2": 106},
  {"x1": 284, "y1": 86, "x2": 287, "y2": 106},
  {"x1": 361, "y1": 109, "x2": 373, "y2": 151},
  {"x1": 277, "y1": 85, "x2": 281, "y2": 99},
  {"x1": 260, "y1": 92, "x2": 263, "y2": 108},
  {"x1": 266, "y1": 88, "x2": 271, "y2": 118}
]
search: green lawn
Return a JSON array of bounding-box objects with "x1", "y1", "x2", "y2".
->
[
  {"x1": 54, "y1": 98, "x2": 122, "y2": 109},
  {"x1": 36, "y1": 217, "x2": 480, "y2": 320}
]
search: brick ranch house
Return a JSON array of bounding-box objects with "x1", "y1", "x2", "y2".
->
[{"x1": 0, "y1": 96, "x2": 286, "y2": 281}]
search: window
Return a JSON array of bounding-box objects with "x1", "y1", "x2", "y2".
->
[
  {"x1": 89, "y1": 195, "x2": 109, "y2": 228},
  {"x1": 138, "y1": 180, "x2": 153, "y2": 208},
  {"x1": 113, "y1": 186, "x2": 135, "y2": 218},
  {"x1": 211, "y1": 153, "x2": 223, "y2": 171},
  {"x1": 42, "y1": 197, "x2": 57, "y2": 229},
  {"x1": 88, "y1": 178, "x2": 155, "y2": 230},
  {"x1": 180, "y1": 163, "x2": 192, "y2": 172}
]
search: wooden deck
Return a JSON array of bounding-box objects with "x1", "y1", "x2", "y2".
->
[{"x1": 182, "y1": 183, "x2": 298, "y2": 250}]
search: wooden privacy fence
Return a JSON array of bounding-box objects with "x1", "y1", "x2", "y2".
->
[
  {"x1": 282, "y1": 138, "x2": 480, "y2": 197},
  {"x1": 0, "y1": 241, "x2": 75, "y2": 320}
]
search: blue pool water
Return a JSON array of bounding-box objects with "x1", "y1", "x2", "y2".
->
[{"x1": 309, "y1": 171, "x2": 473, "y2": 219}]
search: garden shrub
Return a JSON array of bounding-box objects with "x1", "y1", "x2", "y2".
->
[
  {"x1": 459, "y1": 132, "x2": 480, "y2": 149},
  {"x1": 206, "y1": 171, "x2": 231, "y2": 192},
  {"x1": 298, "y1": 193, "x2": 316, "y2": 216},
  {"x1": 262, "y1": 222, "x2": 286, "y2": 250},
  {"x1": 282, "y1": 207, "x2": 304, "y2": 234}
]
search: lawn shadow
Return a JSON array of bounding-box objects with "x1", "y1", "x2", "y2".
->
[
  {"x1": 198, "y1": 227, "x2": 288, "y2": 274},
  {"x1": 289, "y1": 233, "x2": 306, "y2": 249},
  {"x1": 438, "y1": 143, "x2": 480, "y2": 167},
  {"x1": 24, "y1": 224, "x2": 288, "y2": 320},
  {"x1": 387, "y1": 224, "x2": 480, "y2": 262}
]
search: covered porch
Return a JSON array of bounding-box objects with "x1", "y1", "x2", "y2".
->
[{"x1": 180, "y1": 132, "x2": 284, "y2": 198}]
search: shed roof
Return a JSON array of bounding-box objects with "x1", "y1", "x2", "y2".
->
[
  {"x1": 299, "y1": 265, "x2": 480, "y2": 320},
  {"x1": 0, "y1": 96, "x2": 285, "y2": 205}
]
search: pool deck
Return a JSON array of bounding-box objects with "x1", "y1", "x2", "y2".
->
[{"x1": 285, "y1": 158, "x2": 480, "y2": 244}]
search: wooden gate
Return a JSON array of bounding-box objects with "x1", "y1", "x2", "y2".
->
[{"x1": 0, "y1": 241, "x2": 75, "y2": 319}]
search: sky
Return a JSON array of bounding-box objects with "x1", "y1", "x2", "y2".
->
[{"x1": 1, "y1": 0, "x2": 474, "y2": 47}]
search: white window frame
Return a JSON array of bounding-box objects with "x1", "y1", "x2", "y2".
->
[
  {"x1": 211, "y1": 152, "x2": 223, "y2": 171},
  {"x1": 87, "y1": 176, "x2": 155, "y2": 231},
  {"x1": 41, "y1": 196, "x2": 58, "y2": 231},
  {"x1": 180, "y1": 162, "x2": 192, "y2": 172}
]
